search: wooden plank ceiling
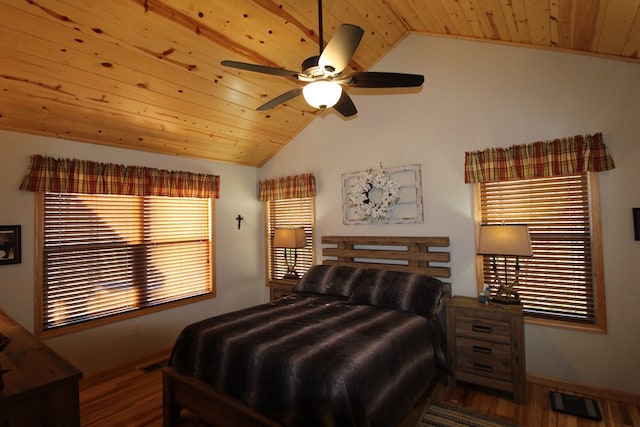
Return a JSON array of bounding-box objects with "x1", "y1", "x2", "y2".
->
[{"x1": 1, "y1": 1, "x2": 639, "y2": 167}]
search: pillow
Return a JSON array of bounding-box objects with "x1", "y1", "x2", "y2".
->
[
  {"x1": 348, "y1": 269, "x2": 449, "y2": 319},
  {"x1": 293, "y1": 264, "x2": 371, "y2": 297}
]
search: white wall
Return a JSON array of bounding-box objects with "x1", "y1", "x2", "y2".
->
[
  {"x1": 0, "y1": 131, "x2": 264, "y2": 375},
  {"x1": 259, "y1": 35, "x2": 640, "y2": 395}
]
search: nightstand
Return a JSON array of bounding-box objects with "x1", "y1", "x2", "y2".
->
[
  {"x1": 268, "y1": 278, "x2": 298, "y2": 301},
  {"x1": 445, "y1": 295, "x2": 526, "y2": 403}
]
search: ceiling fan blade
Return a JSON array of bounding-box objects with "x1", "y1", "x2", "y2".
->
[
  {"x1": 221, "y1": 60, "x2": 299, "y2": 79},
  {"x1": 333, "y1": 91, "x2": 357, "y2": 117},
  {"x1": 257, "y1": 87, "x2": 303, "y2": 111},
  {"x1": 318, "y1": 24, "x2": 364, "y2": 75},
  {"x1": 348, "y1": 72, "x2": 425, "y2": 88}
]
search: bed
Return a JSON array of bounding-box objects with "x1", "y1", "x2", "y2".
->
[{"x1": 163, "y1": 235, "x2": 451, "y2": 427}]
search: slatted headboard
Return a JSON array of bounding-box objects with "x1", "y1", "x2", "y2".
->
[{"x1": 321, "y1": 235, "x2": 451, "y2": 279}]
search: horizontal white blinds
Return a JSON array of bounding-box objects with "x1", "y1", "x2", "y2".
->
[
  {"x1": 480, "y1": 174, "x2": 595, "y2": 323},
  {"x1": 268, "y1": 198, "x2": 314, "y2": 280},
  {"x1": 42, "y1": 193, "x2": 212, "y2": 331}
]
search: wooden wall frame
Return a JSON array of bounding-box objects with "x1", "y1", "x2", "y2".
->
[{"x1": 342, "y1": 164, "x2": 423, "y2": 225}]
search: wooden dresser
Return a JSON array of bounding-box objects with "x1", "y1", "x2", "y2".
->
[
  {"x1": 0, "y1": 309, "x2": 82, "y2": 426},
  {"x1": 445, "y1": 296, "x2": 526, "y2": 403}
]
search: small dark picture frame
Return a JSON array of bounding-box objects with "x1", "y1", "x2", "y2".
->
[
  {"x1": 0, "y1": 225, "x2": 21, "y2": 265},
  {"x1": 634, "y1": 208, "x2": 640, "y2": 241}
]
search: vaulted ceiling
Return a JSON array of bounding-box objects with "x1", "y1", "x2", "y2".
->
[{"x1": 2, "y1": 1, "x2": 639, "y2": 166}]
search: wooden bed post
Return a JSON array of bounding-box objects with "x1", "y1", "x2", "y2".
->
[{"x1": 162, "y1": 370, "x2": 181, "y2": 427}]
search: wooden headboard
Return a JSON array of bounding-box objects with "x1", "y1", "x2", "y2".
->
[{"x1": 321, "y1": 235, "x2": 451, "y2": 279}]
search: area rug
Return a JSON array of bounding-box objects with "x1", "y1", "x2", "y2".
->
[{"x1": 421, "y1": 401, "x2": 517, "y2": 427}]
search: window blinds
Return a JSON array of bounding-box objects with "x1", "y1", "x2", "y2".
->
[
  {"x1": 41, "y1": 192, "x2": 212, "y2": 332},
  {"x1": 267, "y1": 197, "x2": 314, "y2": 280},
  {"x1": 480, "y1": 173, "x2": 596, "y2": 323}
]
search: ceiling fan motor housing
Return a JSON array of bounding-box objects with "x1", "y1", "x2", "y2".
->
[
  {"x1": 300, "y1": 56, "x2": 333, "y2": 80},
  {"x1": 301, "y1": 56, "x2": 320, "y2": 72}
]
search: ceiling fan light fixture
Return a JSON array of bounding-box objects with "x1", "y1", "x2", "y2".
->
[
  {"x1": 221, "y1": 2, "x2": 423, "y2": 116},
  {"x1": 302, "y1": 80, "x2": 342, "y2": 109}
]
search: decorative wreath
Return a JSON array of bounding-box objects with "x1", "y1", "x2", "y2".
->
[{"x1": 348, "y1": 164, "x2": 400, "y2": 222}]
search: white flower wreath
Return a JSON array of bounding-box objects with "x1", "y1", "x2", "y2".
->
[{"x1": 348, "y1": 164, "x2": 400, "y2": 221}]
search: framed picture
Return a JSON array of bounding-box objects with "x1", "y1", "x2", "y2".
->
[
  {"x1": 634, "y1": 208, "x2": 640, "y2": 241},
  {"x1": 0, "y1": 225, "x2": 21, "y2": 265}
]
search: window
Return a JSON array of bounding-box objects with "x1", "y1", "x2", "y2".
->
[
  {"x1": 265, "y1": 197, "x2": 314, "y2": 280},
  {"x1": 475, "y1": 172, "x2": 606, "y2": 332},
  {"x1": 36, "y1": 192, "x2": 214, "y2": 337}
]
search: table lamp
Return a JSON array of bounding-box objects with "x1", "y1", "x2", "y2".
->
[
  {"x1": 273, "y1": 227, "x2": 307, "y2": 279},
  {"x1": 477, "y1": 224, "x2": 533, "y2": 305}
]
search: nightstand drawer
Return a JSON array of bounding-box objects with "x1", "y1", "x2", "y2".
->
[
  {"x1": 454, "y1": 315, "x2": 512, "y2": 343},
  {"x1": 456, "y1": 336, "x2": 511, "y2": 360},
  {"x1": 271, "y1": 285, "x2": 292, "y2": 300},
  {"x1": 457, "y1": 355, "x2": 513, "y2": 382},
  {"x1": 269, "y1": 279, "x2": 298, "y2": 301}
]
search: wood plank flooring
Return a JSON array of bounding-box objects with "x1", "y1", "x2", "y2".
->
[
  {"x1": 79, "y1": 354, "x2": 640, "y2": 427},
  {"x1": 429, "y1": 380, "x2": 640, "y2": 427}
]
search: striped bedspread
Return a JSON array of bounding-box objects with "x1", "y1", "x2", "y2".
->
[{"x1": 170, "y1": 293, "x2": 446, "y2": 427}]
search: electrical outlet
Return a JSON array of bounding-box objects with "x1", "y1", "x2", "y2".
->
[{"x1": 132, "y1": 323, "x2": 142, "y2": 336}]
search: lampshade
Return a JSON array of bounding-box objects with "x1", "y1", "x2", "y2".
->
[
  {"x1": 273, "y1": 227, "x2": 307, "y2": 249},
  {"x1": 477, "y1": 224, "x2": 532, "y2": 256},
  {"x1": 302, "y1": 80, "x2": 342, "y2": 109}
]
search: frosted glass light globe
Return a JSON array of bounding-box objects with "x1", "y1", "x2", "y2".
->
[{"x1": 302, "y1": 80, "x2": 342, "y2": 109}]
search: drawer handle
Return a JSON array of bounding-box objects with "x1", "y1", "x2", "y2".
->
[
  {"x1": 472, "y1": 345, "x2": 492, "y2": 355},
  {"x1": 471, "y1": 324, "x2": 492, "y2": 334},
  {"x1": 473, "y1": 362, "x2": 493, "y2": 373}
]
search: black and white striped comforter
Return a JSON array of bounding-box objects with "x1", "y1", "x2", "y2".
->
[{"x1": 170, "y1": 293, "x2": 446, "y2": 427}]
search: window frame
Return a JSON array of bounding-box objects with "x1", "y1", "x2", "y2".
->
[
  {"x1": 35, "y1": 192, "x2": 216, "y2": 338},
  {"x1": 264, "y1": 197, "x2": 315, "y2": 283},
  {"x1": 473, "y1": 172, "x2": 607, "y2": 333}
]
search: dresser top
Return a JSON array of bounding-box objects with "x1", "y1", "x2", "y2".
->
[{"x1": 0, "y1": 308, "x2": 82, "y2": 401}]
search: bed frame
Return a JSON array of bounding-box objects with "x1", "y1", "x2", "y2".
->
[{"x1": 163, "y1": 235, "x2": 451, "y2": 427}]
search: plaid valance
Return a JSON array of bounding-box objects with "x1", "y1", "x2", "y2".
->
[
  {"x1": 464, "y1": 132, "x2": 615, "y2": 183},
  {"x1": 258, "y1": 173, "x2": 316, "y2": 201},
  {"x1": 19, "y1": 155, "x2": 220, "y2": 198}
]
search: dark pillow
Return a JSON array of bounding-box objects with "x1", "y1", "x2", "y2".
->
[
  {"x1": 348, "y1": 269, "x2": 449, "y2": 319},
  {"x1": 293, "y1": 265, "x2": 371, "y2": 297}
]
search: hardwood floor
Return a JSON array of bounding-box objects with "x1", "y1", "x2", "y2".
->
[
  {"x1": 79, "y1": 354, "x2": 640, "y2": 427},
  {"x1": 429, "y1": 380, "x2": 640, "y2": 427}
]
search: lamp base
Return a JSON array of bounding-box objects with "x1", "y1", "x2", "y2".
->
[
  {"x1": 491, "y1": 294, "x2": 521, "y2": 305},
  {"x1": 491, "y1": 285, "x2": 521, "y2": 305},
  {"x1": 282, "y1": 271, "x2": 299, "y2": 279}
]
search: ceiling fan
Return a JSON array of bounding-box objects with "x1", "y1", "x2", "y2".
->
[{"x1": 221, "y1": 0, "x2": 425, "y2": 117}]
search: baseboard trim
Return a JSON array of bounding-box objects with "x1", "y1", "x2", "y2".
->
[{"x1": 528, "y1": 373, "x2": 640, "y2": 405}]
